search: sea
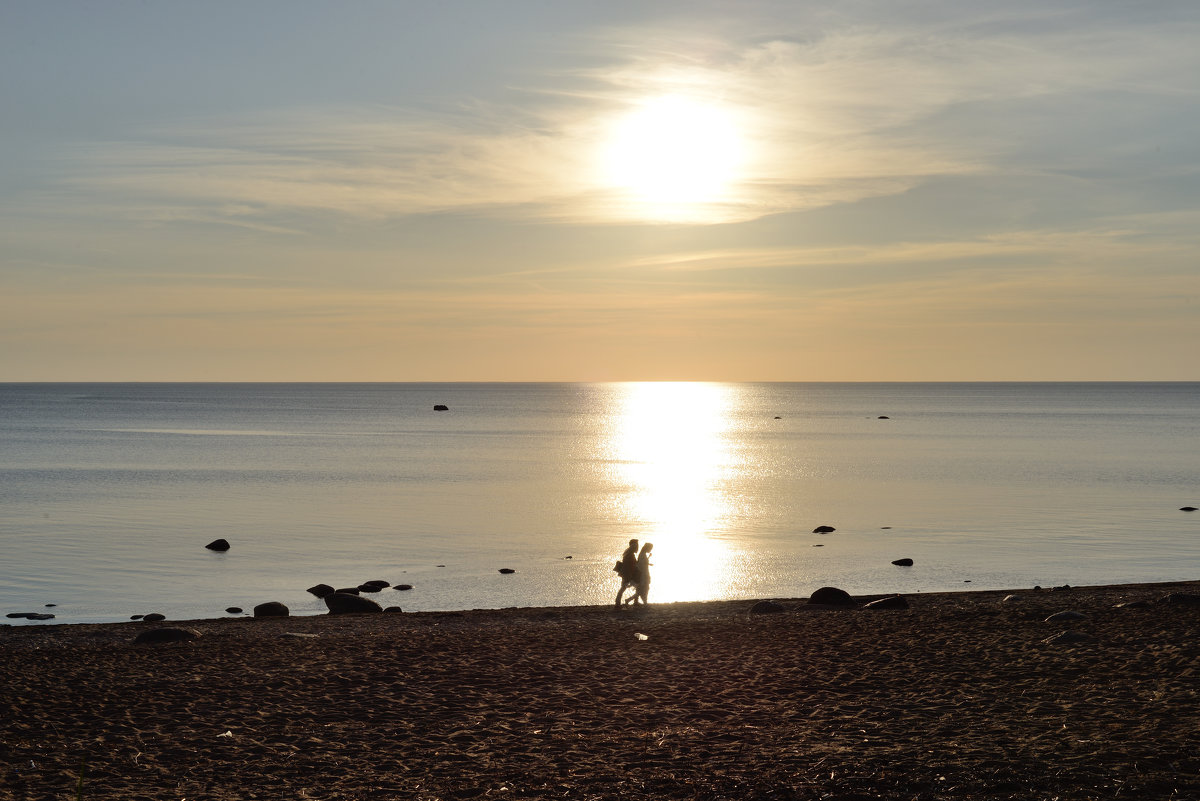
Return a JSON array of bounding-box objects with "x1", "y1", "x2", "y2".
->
[{"x1": 1, "y1": 382, "x2": 1197, "y2": 625}]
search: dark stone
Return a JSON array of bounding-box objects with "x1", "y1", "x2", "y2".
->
[
  {"x1": 306, "y1": 584, "x2": 336, "y2": 598},
  {"x1": 498, "y1": 568, "x2": 516, "y2": 574},
  {"x1": 1181, "y1": 506, "x2": 1198, "y2": 512},
  {"x1": 891, "y1": 558, "x2": 914, "y2": 566},
  {"x1": 877, "y1": 415, "x2": 890, "y2": 419},
  {"x1": 205, "y1": 538, "x2": 231, "y2": 552},
  {"x1": 360, "y1": 579, "x2": 390, "y2": 589},
  {"x1": 1051, "y1": 584, "x2": 1072, "y2": 591},
  {"x1": 324, "y1": 592, "x2": 383, "y2": 614},
  {"x1": 394, "y1": 584, "x2": 414, "y2": 591},
  {"x1": 774, "y1": 416, "x2": 782, "y2": 419},
  {"x1": 142, "y1": 613, "x2": 166, "y2": 622},
  {"x1": 1159, "y1": 592, "x2": 1200, "y2": 605},
  {"x1": 357, "y1": 583, "x2": 385, "y2": 593},
  {"x1": 5, "y1": 612, "x2": 55, "y2": 620},
  {"x1": 134, "y1": 627, "x2": 200, "y2": 645},
  {"x1": 130, "y1": 614, "x2": 144, "y2": 620},
  {"x1": 808, "y1": 587, "x2": 855, "y2": 606},
  {"x1": 812, "y1": 525, "x2": 836, "y2": 534},
  {"x1": 45, "y1": 603, "x2": 57, "y2": 607},
  {"x1": 433, "y1": 404, "x2": 450, "y2": 411},
  {"x1": 253, "y1": 601, "x2": 289, "y2": 618},
  {"x1": 334, "y1": 587, "x2": 361, "y2": 595},
  {"x1": 225, "y1": 607, "x2": 243, "y2": 614},
  {"x1": 749, "y1": 600, "x2": 785, "y2": 615},
  {"x1": 384, "y1": 606, "x2": 404, "y2": 613},
  {"x1": 865, "y1": 595, "x2": 909, "y2": 610}
]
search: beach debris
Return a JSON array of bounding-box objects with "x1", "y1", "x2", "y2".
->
[
  {"x1": 1159, "y1": 592, "x2": 1200, "y2": 605},
  {"x1": 807, "y1": 586, "x2": 855, "y2": 607},
  {"x1": 280, "y1": 632, "x2": 318, "y2": 639},
  {"x1": 306, "y1": 583, "x2": 335, "y2": 598},
  {"x1": 864, "y1": 595, "x2": 909, "y2": 610},
  {"x1": 324, "y1": 592, "x2": 382, "y2": 615},
  {"x1": 634, "y1": 632, "x2": 649, "y2": 641},
  {"x1": 217, "y1": 730, "x2": 234, "y2": 738},
  {"x1": 498, "y1": 568, "x2": 516, "y2": 574},
  {"x1": 1041, "y1": 630, "x2": 1094, "y2": 646},
  {"x1": 891, "y1": 558, "x2": 914, "y2": 566},
  {"x1": 749, "y1": 600, "x2": 785, "y2": 615},
  {"x1": 142, "y1": 613, "x2": 166, "y2": 622},
  {"x1": 204, "y1": 538, "x2": 231, "y2": 552},
  {"x1": 253, "y1": 601, "x2": 290, "y2": 618},
  {"x1": 1002, "y1": 594, "x2": 1021, "y2": 603},
  {"x1": 393, "y1": 584, "x2": 414, "y2": 591},
  {"x1": 225, "y1": 607, "x2": 242, "y2": 614},
  {"x1": 433, "y1": 404, "x2": 449, "y2": 411},
  {"x1": 5, "y1": 612, "x2": 56, "y2": 620},
  {"x1": 1114, "y1": 600, "x2": 1150, "y2": 609},
  {"x1": 1044, "y1": 611, "x2": 1087, "y2": 622},
  {"x1": 812, "y1": 525, "x2": 836, "y2": 534},
  {"x1": 1181, "y1": 506, "x2": 1197, "y2": 511},
  {"x1": 133, "y1": 627, "x2": 200, "y2": 645}
]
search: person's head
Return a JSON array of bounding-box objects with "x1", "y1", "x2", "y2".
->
[
  {"x1": 628, "y1": 538, "x2": 638, "y2": 548},
  {"x1": 641, "y1": 542, "x2": 653, "y2": 554}
]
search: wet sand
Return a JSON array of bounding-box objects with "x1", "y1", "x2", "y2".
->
[{"x1": 3, "y1": 581, "x2": 1198, "y2": 800}]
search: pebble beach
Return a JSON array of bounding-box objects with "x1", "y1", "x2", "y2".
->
[{"x1": 3, "y1": 581, "x2": 1199, "y2": 800}]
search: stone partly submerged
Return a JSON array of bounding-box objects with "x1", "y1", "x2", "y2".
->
[
  {"x1": 891, "y1": 558, "x2": 914, "y2": 567},
  {"x1": 253, "y1": 602, "x2": 289, "y2": 618},
  {"x1": 324, "y1": 592, "x2": 383, "y2": 615},
  {"x1": 306, "y1": 584, "x2": 336, "y2": 598},
  {"x1": 812, "y1": 525, "x2": 836, "y2": 534},
  {"x1": 205, "y1": 539, "x2": 231, "y2": 552}
]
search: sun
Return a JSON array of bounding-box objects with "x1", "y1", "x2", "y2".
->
[{"x1": 598, "y1": 95, "x2": 747, "y2": 216}]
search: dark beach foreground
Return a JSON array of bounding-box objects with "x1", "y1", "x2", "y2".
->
[{"x1": 3, "y1": 581, "x2": 1198, "y2": 800}]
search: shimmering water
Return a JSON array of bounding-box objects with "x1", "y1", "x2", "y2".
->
[{"x1": 1, "y1": 382, "x2": 1197, "y2": 624}]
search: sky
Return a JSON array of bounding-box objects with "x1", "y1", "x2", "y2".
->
[{"x1": 2, "y1": 0, "x2": 1198, "y2": 381}]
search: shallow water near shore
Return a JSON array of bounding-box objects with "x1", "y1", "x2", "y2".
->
[{"x1": 2, "y1": 381, "x2": 1198, "y2": 624}]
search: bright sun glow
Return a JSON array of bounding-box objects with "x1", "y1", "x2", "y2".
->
[
  {"x1": 599, "y1": 95, "x2": 748, "y2": 218},
  {"x1": 603, "y1": 382, "x2": 749, "y2": 602}
]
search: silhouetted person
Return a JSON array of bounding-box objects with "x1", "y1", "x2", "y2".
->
[
  {"x1": 614, "y1": 538, "x2": 639, "y2": 608},
  {"x1": 626, "y1": 542, "x2": 653, "y2": 606}
]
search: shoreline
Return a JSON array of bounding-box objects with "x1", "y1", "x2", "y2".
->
[{"x1": 4, "y1": 579, "x2": 1199, "y2": 799}]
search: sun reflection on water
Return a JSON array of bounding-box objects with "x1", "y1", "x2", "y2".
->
[{"x1": 601, "y1": 382, "x2": 749, "y2": 603}]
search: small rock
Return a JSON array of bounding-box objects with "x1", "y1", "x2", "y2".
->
[
  {"x1": 498, "y1": 568, "x2": 516, "y2": 574},
  {"x1": 877, "y1": 415, "x2": 890, "y2": 419},
  {"x1": 1114, "y1": 600, "x2": 1150, "y2": 609},
  {"x1": 142, "y1": 613, "x2": 166, "y2": 622},
  {"x1": 5, "y1": 612, "x2": 55, "y2": 620},
  {"x1": 130, "y1": 614, "x2": 144, "y2": 620},
  {"x1": 1180, "y1": 506, "x2": 1197, "y2": 511},
  {"x1": 253, "y1": 601, "x2": 289, "y2": 618},
  {"x1": 1002, "y1": 594, "x2": 1021, "y2": 603},
  {"x1": 45, "y1": 603, "x2": 57, "y2": 607},
  {"x1": 891, "y1": 558, "x2": 914, "y2": 567},
  {"x1": 134, "y1": 627, "x2": 200, "y2": 645},
  {"x1": 225, "y1": 607, "x2": 243, "y2": 614},
  {"x1": 324, "y1": 592, "x2": 383, "y2": 614},
  {"x1": 393, "y1": 584, "x2": 413, "y2": 591},
  {"x1": 205, "y1": 538, "x2": 231, "y2": 552},
  {"x1": 812, "y1": 543, "x2": 825, "y2": 547},
  {"x1": 1045, "y1": 611, "x2": 1087, "y2": 622},
  {"x1": 334, "y1": 587, "x2": 361, "y2": 595},
  {"x1": 808, "y1": 587, "x2": 855, "y2": 606},
  {"x1": 1051, "y1": 584, "x2": 1072, "y2": 591},
  {"x1": 749, "y1": 600, "x2": 785, "y2": 614},
  {"x1": 306, "y1": 584, "x2": 335, "y2": 598},
  {"x1": 1159, "y1": 592, "x2": 1200, "y2": 605},
  {"x1": 384, "y1": 606, "x2": 404, "y2": 613},
  {"x1": 357, "y1": 583, "x2": 385, "y2": 593},
  {"x1": 433, "y1": 404, "x2": 449, "y2": 411},
  {"x1": 812, "y1": 525, "x2": 836, "y2": 534}
]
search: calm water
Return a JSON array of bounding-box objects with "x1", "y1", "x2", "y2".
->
[{"x1": 1, "y1": 382, "x2": 1197, "y2": 625}]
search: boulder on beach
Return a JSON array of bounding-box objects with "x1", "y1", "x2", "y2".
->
[
  {"x1": 324, "y1": 592, "x2": 383, "y2": 614},
  {"x1": 142, "y1": 613, "x2": 166, "y2": 622},
  {"x1": 891, "y1": 558, "x2": 914, "y2": 567},
  {"x1": 306, "y1": 584, "x2": 335, "y2": 598},
  {"x1": 253, "y1": 601, "x2": 289, "y2": 618},
  {"x1": 749, "y1": 600, "x2": 785, "y2": 615},
  {"x1": 205, "y1": 538, "x2": 231, "y2": 552},
  {"x1": 134, "y1": 627, "x2": 200, "y2": 645},
  {"x1": 808, "y1": 587, "x2": 855, "y2": 607},
  {"x1": 812, "y1": 525, "x2": 836, "y2": 534}
]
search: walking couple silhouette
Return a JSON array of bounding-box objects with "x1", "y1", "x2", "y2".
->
[{"x1": 614, "y1": 538, "x2": 652, "y2": 607}]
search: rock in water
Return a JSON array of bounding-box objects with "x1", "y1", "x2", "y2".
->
[
  {"x1": 812, "y1": 525, "x2": 836, "y2": 534},
  {"x1": 808, "y1": 587, "x2": 855, "y2": 606},
  {"x1": 205, "y1": 538, "x2": 231, "y2": 552},
  {"x1": 891, "y1": 558, "x2": 914, "y2": 566},
  {"x1": 498, "y1": 568, "x2": 516, "y2": 574},
  {"x1": 433, "y1": 404, "x2": 449, "y2": 411},
  {"x1": 306, "y1": 584, "x2": 335, "y2": 598},
  {"x1": 1045, "y1": 611, "x2": 1087, "y2": 622},
  {"x1": 324, "y1": 592, "x2": 383, "y2": 614},
  {"x1": 253, "y1": 601, "x2": 289, "y2": 618},
  {"x1": 225, "y1": 607, "x2": 242, "y2": 614},
  {"x1": 1181, "y1": 506, "x2": 1197, "y2": 512},
  {"x1": 142, "y1": 613, "x2": 166, "y2": 622}
]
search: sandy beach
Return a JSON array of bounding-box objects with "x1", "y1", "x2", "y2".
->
[{"x1": 3, "y1": 581, "x2": 1198, "y2": 800}]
